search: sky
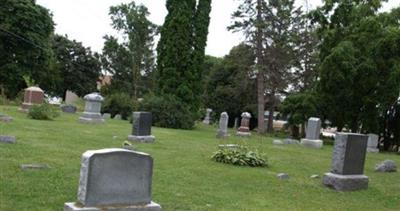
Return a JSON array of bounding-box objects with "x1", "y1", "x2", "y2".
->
[{"x1": 36, "y1": 0, "x2": 398, "y2": 57}]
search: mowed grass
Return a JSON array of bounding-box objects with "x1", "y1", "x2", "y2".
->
[{"x1": 0, "y1": 105, "x2": 400, "y2": 211}]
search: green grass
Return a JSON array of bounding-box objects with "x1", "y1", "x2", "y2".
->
[{"x1": 0, "y1": 105, "x2": 400, "y2": 211}]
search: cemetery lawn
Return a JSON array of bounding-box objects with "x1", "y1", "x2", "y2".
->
[{"x1": 1, "y1": 105, "x2": 400, "y2": 211}]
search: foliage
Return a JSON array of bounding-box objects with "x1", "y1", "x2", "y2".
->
[
  {"x1": 139, "y1": 94, "x2": 195, "y2": 129},
  {"x1": 280, "y1": 91, "x2": 319, "y2": 126},
  {"x1": 0, "y1": 0, "x2": 58, "y2": 98},
  {"x1": 156, "y1": 0, "x2": 212, "y2": 114},
  {"x1": 204, "y1": 43, "x2": 257, "y2": 126},
  {"x1": 52, "y1": 34, "x2": 100, "y2": 99},
  {"x1": 28, "y1": 104, "x2": 60, "y2": 120},
  {"x1": 310, "y1": 2, "x2": 400, "y2": 133},
  {"x1": 212, "y1": 145, "x2": 267, "y2": 167},
  {"x1": 102, "y1": 92, "x2": 137, "y2": 120},
  {"x1": 101, "y1": 2, "x2": 157, "y2": 99}
]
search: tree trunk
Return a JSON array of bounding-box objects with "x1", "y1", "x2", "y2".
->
[
  {"x1": 267, "y1": 93, "x2": 275, "y2": 133},
  {"x1": 301, "y1": 122, "x2": 306, "y2": 138},
  {"x1": 256, "y1": 0, "x2": 265, "y2": 134}
]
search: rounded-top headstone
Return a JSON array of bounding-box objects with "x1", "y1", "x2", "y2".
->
[{"x1": 83, "y1": 93, "x2": 104, "y2": 102}]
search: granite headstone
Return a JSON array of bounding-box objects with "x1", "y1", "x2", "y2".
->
[
  {"x1": 78, "y1": 93, "x2": 104, "y2": 124},
  {"x1": 216, "y1": 112, "x2": 229, "y2": 138},
  {"x1": 19, "y1": 86, "x2": 44, "y2": 112},
  {"x1": 301, "y1": 117, "x2": 323, "y2": 148},
  {"x1": 322, "y1": 133, "x2": 369, "y2": 191},
  {"x1": 367, "y1": 133, "x2": 379, "y2": 153},
  {"x1": 128, "y1": 112, "x2": 155, "y2": 143},
  {"x1": 64, "y1": 148, "x2": 161, "y2": 211},
  {"x1": 236, "y1": 112, "x2": 251, "y2": 137}
]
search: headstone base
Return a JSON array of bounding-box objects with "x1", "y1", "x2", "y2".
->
[
  {"x1": 128, "y1": 135, "x2": 155, "y2": 143},
  {"x1": 300, "y1": 138, "x2": 323, "y2": 148},
  {"x1": 236, "y1": 131, "x2": 251, "y2": 137},
  {"x1": 0, "y1": 135, "x2": 16, "y2": 144},
  {"x1": 78, "y1": 117, "x2": 105, "y2": 124},
  {"x1": 64, "y1": 202, "x2": 161, "y2": 211},
  {"x1": 367, "y1": 148, "x2": 379, "y2": 153},
  {"x1": 322, "y1": 172, "x2": 368, "y2": 191}
]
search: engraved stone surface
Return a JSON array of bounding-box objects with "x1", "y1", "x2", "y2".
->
[
  {"x1": 76, "y1": 149, "x2": 153, "y2": 207},
  {"x1": 79, "y1": 93, "x2": 104, "y2": 124},
  {"x1": 216, "y1": 112, "x2": 229, "y2": 138}
]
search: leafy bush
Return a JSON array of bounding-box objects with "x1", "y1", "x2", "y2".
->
[
  {"x1": 139, "y1": 94, "x2": 195, "y2": 129},
  {"x1": 212, "y1": 145, "x2": 267, "y2": 167},
  {"x1": 102, "y1": 93, "x2": 137, "y2": 120},
  {"x1": 28, "y1": 104, "x2": 60, "y2": 120}
]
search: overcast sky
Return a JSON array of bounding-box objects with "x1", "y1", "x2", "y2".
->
[{"x1": 36, "y1": 0, "x2": 398, "y2": 57}]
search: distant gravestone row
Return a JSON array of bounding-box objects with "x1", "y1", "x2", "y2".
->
[{"x1": 64, "y1": 148, "x2": 161, "y2": 211}]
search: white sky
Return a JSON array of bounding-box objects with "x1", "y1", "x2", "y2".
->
[{"x1": 36, "y1": 0, "x2": 398, "y2": 57}]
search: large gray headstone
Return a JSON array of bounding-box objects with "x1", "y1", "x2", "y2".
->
[
  {"x1": 305, "y1": 117, "x2": 321, "y2": 140},
  {"x1": 128, "y1": 112, "x2": 155, "y2": 143},
  {"x1": 323, "y1": 133, "x2": 369, "y2": 191},
  {"x1": 216, "y1": 112, "x2": 229, "y2": 138},
  {"x1": 79, "y1": 93, "x2": 104, "y2": 124}
]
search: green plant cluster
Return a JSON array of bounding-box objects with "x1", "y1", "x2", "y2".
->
[
  {"x1": 140, "y1": 94, "x2": 195, "y2": 129},
  {"x1": 212, "y1": 145, "x2": 267, "y2": 167},
  {"x1": 102, "y1": 93, "x2": 137, "y2": 120},
  {"x1": 27, "y1": 104, "x2": 60, "y2": 120}
]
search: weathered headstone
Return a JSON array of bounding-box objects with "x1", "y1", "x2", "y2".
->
[
  {"x1": 367, "y1": 133, "x2": 379, "y2": 153},
  {"x1": 203, "y1": 108, "x2": 212, "y2": 124},
  {"x1": 60, "y1": 104, "x2": 77, "y2": 114},
  {"x1": 0, "y1": 135, "x2": 16, "y2": 144},
  {"x1": 128, "y1": 112, "x2": 155, "y2": 143},
  {"x1": 21, "y1": 164, "x2": 50, "y2": 170},
  {"x1": 277, "y1": 173, "x2": 289, "y2": 180},
  {"x1": 375, "y1": 160, "x2": 397, "y2": 172},
  {"x1": 102, "y1": 113, "x2": 111, "y2": 119},
  {"x1": 0, "y1": 113, "x2": 13, "y2": 122},
  {"x1": 19, "y1": 86, "x2": 44, "y2": 112},
  {"x1": 322, "y1": 133, "x2": 369, "y2": 191},
  {"x1": 216, "y1": 112, "x2": 229, "y2": 138},
  {"x1": 113, "y1": 114, "x2": 121, "y2": 120},
  {"x1": 236, "y1": 112, "x2": 251, "y2": 137},
  {"x1": 78, "y1": 93, "x2": 104, "y2": 124},
  {"x1": 301, "y1": 117, "x2": 323, "y2": 148},
  {"x1": 64, "y1": 149, "x2": 161, "y2": 211},
  {"x1": 233, "y1": 117, "x2": 239, "y2": 129}
]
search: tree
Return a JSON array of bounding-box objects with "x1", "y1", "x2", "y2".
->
[
  {"x1": 0, "y1": 0, "x2": 58, "y2": 98},
  {"x1": 156, "y1": 0, "x2": 212, "y2": 114},
  {"x1": 311, "y1": 0, "x2": 400, "y2": 133},
  {"x1": 230, "y1": 0, "x2": 303, "y2": 133},
  {"x1": 101, "y1": 2, "x2": 157, "y2": 99},
  {"x1": 204, "y1": 43, "x2": 257, "y2": 126},
  {"x1": 52, "y1": 34, "x2": 101, "y2": 100}
]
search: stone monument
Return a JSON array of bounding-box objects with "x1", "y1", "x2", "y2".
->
[
  {"x1": 128, "y1": 112, "x2": 155, "y2": 143},
  {"x1": 216, "y1": 112, "x2": 229, "y2": 138},
  {"x1": 367, "y1": 133, "x2": 379, "y2": 153},
  {"x1": 322, "y1": 133, "x2": 369, "y2": 191},
  {"x1": 203, "y1": 108, "x2": 212, "y2": 124},
  {"x1": 301, "y1": 117, "x2": 323, "y2": 148},
  {"x1": 64, "y1": 148, "x2": 161, "y2": 211},
  {"x1": 19, "y1": 86, "x2": 44, "y2": 112},
  {"x1": 78, "y1": 93, "x2": 104, "y2": 124},
  {"x1": 236, "y1": 112, "x2": 251, "y2": 137},
  {"x1": 60, "y1": 104, "x2": 77, "y2": 114}
]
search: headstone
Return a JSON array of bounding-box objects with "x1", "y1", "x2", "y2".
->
[
  {"x1": 102, "y1": 113, "x2": 111, "y2": 119},
  {"x1": 283, "y1": 138, "x2": 299, "y2": 145},
  {"x1": 322, "y1": 133, "x2": 369, "y2": 191},
  {"x1": 203, "y1": 108, "x2": 212, "y2": 124},
  {"x1": 128, "y1": 112, "x2": 155, "y2": 143},
  {"x1": 113, "y1": 114, "x2": 121, "y2": 120},
  {"x1": 19, "y1": 86, "x2": 44, "y2": 112},
  {"x1": 65, "y1": 90, "x2": 79, "y2": 105},
  {"x1": 273, "y1": 140, "x2": 283, "y2": 145},
  {"x1": 233, "y1": 117, "x2": 239, "y2": 129},
  {"x1": 375, "y1": 160, "x2": 397, "y2": 172},
  {"x1": 216, "y1": 112, "x2": 229, "y2": 138},
  {"x1": 60, "y1": 104, "x2": 77, "y2": 114},
  {"x1": 78, "y1": 93, "x2": 104, "y2": 124},
  {"x1": 236, "y1": 112, "x2": 251, "y2": 137},
  {"x1": 0, "y1": 114, "x2": 13, "y2": 122},
  {"x1": 0, "y1": 135, "x2": 16, "y2": 144},
  {"x1": 64, "y1": 149, "x2": 161, "y2": 211},
  {"x1": 367, "y1": 133, "x2": 379, "y2": 153},
  {"x1": 301, "y1": 117, "x2": 323, "y2": 148},
  {"x1": 277, "y1": 173, "x2": 289, "y2": 180},
  {"x1": 21, "y1": 164, "x2": 50, "y2": 170}
]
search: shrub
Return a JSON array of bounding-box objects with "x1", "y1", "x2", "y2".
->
[
  {"x1": 139, "y1": 94, "x2": 195, "y2": 129},
  {"x1": 28, "y1": 104, "x2": 60, "y2": 120},
  {"x1": 211, "y1": 145, "x2": 267, "y2": 167},
  {"x1": 102, "y1": 93, "x2": 137, "y2": 120}
]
